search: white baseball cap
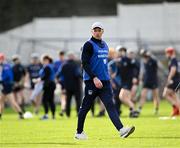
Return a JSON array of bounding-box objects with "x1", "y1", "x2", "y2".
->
[
  {"x1": 31, "y1": 53, "x2": 39, "y2": 59},
  {"x1": 91, "y1": 22, "x2": 104, "y2": 30},
  {"x1": 12, "y1": 54, "x2": 20, "y2": 60},
  {"x1": 127, "y1": 48, "x2": 135, "y2": 54},
  {"x1": 115, "y1": 45, "x2": 123, "y2": 51}
]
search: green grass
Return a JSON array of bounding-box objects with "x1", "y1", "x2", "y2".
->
[{"x1": 0, "y1": 101, "x2": 180, "y2": 148}]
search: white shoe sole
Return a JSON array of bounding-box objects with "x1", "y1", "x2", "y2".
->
[
  {"x1": 74, "y1": 134, "x2": 88, "y2": 140},
  {"x1": 74, "y1": 136, "x2": 88, "y2": 140},
  {"x1": 121, "y1": 126, "x2": 135, "y2": 138}
]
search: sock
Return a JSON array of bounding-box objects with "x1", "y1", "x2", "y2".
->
[
  {"x1": 129, "y1": 107, "x2": 133, "y2": 112},
  {"x1": 138, "y1": 106, "x2": 142, "y2": 111},
  {"x1": 18, "y1": 112, "x2": 23, "y2": 116},
  {"x1": 52, "y1": 112, "x2": 55, "y2": 119},
  {"x1": 100, "y1": 110, "x2": 105, "y2": 114},
  {"x1": 20, "y1": 103, "x2": 26, "y2": 113},
  {"x1": 155, "y1": 107, "x2": 159, "y2": 111}
]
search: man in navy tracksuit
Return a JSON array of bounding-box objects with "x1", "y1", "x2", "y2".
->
[
  {"x1": 40, "y1": 55, "x2": 56, "y2": 120},
  {"x1": 75, "y1": 22, "x2": 135, "y2": 140},
  {"x1": 57, "y1": 53, "x2": 82, "y2": 117}
]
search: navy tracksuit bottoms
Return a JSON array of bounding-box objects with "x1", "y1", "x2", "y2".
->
[{"x1": 77, "y1": 80, "x2": 123, "y2": 133}]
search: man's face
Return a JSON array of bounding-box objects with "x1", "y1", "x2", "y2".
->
[
  {"x1": 165, "y1": 52, "x2": 171, "y2": 59},
  {"x1": 59, "y1": 55, "x2": 64, "y2": 61},
  {"x1": 0, "y1": 59, "x2": 3, "y2": 64},
  {"x1": 31, "y1": 58, "x2": 39, "y2": 64},
  {"x1": 128, "y1": 52, "x2": 135, "y2": 59},
  {"x1": 91, "y1": 27, "x2": 103, "y2": 39},
  {"x1": 143, "y1": 56, "x2": 149, "y2": 63},
  {"x1": 43, "y1": 59, "x2": 49, "y2": 65},
  {"x1": 108, "y1": 50, "x2": 116, "y2": 59},
  {"x1": 68, "y1": 54, "x2": 75, "y2": 60},
  {"x1": 120, "y1": 51, "x2": 126, "y2": 57},
  {"x1": 13, "y1": 59, "x2": 20, "y2": 64}
]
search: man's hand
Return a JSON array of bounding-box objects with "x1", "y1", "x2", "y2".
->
[
  {"x1": 93, "y1": 77, "x2": 103, "y2": 89},
  {"x1": 132, "y1": 78, "x2": 138, "y2": 84},
  {"x1": 32, "y1": 78, "x2": 41, "y2": 83},
  {"x1": 167, "y1": 79, "x2": 173, "y2": 86},
  {"x1": 162, "y1": 87, "x2": 167, "y2": 97}
]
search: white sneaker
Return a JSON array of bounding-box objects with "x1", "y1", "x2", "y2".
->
[
  {"x1": 74, "y1": 132, "x2": 88, "y2": 140},
  {"x1": 120, "y1": 126, "x2": 135, "y2": 138}
]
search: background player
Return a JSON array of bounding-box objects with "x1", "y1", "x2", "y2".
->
[
  {"x1": 117, "y1": 47, "x2": 139, "y2": 118},
  {"x1": 163, "y1": 47, "x2": 180, "y2": 116},
  {"x1": 0, "y1": 53, "x2": 24, "y2": 119},
  {"x1": 138, "y1": 49, "x2": 160, "y2": 115}
]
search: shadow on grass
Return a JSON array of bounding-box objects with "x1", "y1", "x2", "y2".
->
[
  {"x1": 119, "y1": 115, "x2": 158, "y2": 118},
  {"x1": 130, "y1": 136, "x2": 180, "y2": 139},
  {"x1": 0, "y1": 142, "x2": 79, "y2": 145},
  {"x1": 100, "y1": 136, "x2": 180, "y2": 140},
  {"x1": 120, "y1": 114, "x2": 180, "y2": 119}
]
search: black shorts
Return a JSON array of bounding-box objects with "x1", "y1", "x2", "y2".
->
[
  {"x1": 13, "y1": 85, "x2": 24, "y2": 92},
  {"x1": 112, "y1": 87, "x2": 121, "y2": 99},
  {"x1": 59, "y1": 81, "x2": 65, "y2": 90},
  {"x1": 121, "y1": 80, "x2": 132, "y2": 90},
  {"x1": 30, "y1": 81, "x2": 35, "y2": 90},
  {"x1": 167, "y1": 80, "x2": 180, "y2": 91},
  {"x1": 43, "y1": 81, "x2": 56, "y2": 91},
  {"x1": 2, "y1": 84, "x2": 13, "y2": 95},
  {"x1": 143, "y1": 81, "x2": 158, "y2": 89}
]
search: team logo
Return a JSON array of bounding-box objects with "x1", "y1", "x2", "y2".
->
[{"x1": 88, "y1": 90, "x2": 93, "y2": 95}]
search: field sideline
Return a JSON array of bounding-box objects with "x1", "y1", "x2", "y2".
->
[{"x1": 0, "y1": 101, "x2": 180, "y2": 148}]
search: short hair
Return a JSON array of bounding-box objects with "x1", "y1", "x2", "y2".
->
[
  {"x1": 59, "y1": 51, "x2": 65, "y2": 56},
  {"x1": 119, "y1": 47, "x2": 127, "y2": 53},
  {"x1": 43, "y1": 55, "x2": 53, "y2": 63}
]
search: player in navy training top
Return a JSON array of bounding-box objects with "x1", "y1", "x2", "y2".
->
[
  {"x1": 0, "y1": 53, "x2": 24, "y2": 119},
  {"x1": 163, "y1": 47, "x2": 180, "y2": 116},
  {"x1": 54, "y1": 51, "x2": 66, "y2": 117},
  {"x1": 12, "y1": 55, "x2": 26, "y2": 113},
  {"x1": 27, "y1": 53, "x2": 42, "y2": 114},
  {"x1": 116, "y1": 47, "x2": 139, "y2": 118},
  {"x1": 127, "y1": 49, "x2": 140, "y2": 104},
  {"x1": 108, "y1": 48, "x2": 122, "y2": 116},
  {"x1": 40, "y1": 55, "x2": 56, "y2": 120},
  {"x1": 27, "y1": 53, "x2": 42, "y2": 90},
  {"x1": 138, "y1": 50, "x2": 160, "y2": 115}
]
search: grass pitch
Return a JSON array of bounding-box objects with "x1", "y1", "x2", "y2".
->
[{"x1": 0, "y1": 101, "x2": 180, "y2": 148}]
